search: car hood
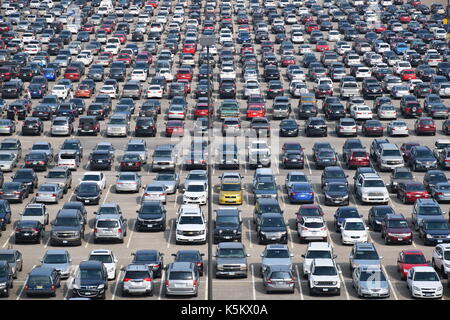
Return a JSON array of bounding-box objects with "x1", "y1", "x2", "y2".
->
[
  {"x1": 152, "y1": 181, "x2": 176, "y2": 188},
  {"x1": 52, "y1": 226, "x2": 81, "y2": 232},
  {"x1": 413, "y1": 281, "x2": 442, "y2": 289},
  {"x1": 138, "y1": 214, "x2": 163, "y2": 220},
  {"x1": 361, "y1": 187, "x2": 388, "y2": 194},
  {"x1": 326, "y1": 191, "x2": 348, "y2": 197},
  {"x1": 184, "y1": 191, "x2": 206, "y2": 197},
  {"x1": 255, "y1": 190, "x2": 277, "y2": 195},
  {"x1": 360, "y1": 280, "x2": 389, "y2": 289},
  {"x1": 352, "y1": 260, "x2": 381, "y2": 267},
  {"x1": 77, "y1": 191, "x2": 99, "y2": 197},
  {"x1": 415, "y1": 156, "x2": 437, "y2": 162},
  {"x1": 260, "y1": 226, "x2": 286, "y2": 232},
  {"x1": 387, "y1": 227, "x2": 411, "y2": 233},
  {"x1": 177, "y1": 224, "x2": 205, "y2": 231},
  {"x1": 45, "y1": 178, "x2": 66, "y2": 186},
  {"x1": 42, "y1": 262, "x2": 70, "y2": 272},
  {"x1": 342, "y1": 230, "x2": 367, "y2": 236},
  {"x1": 262, "y1": 258, "x2": 292, "y2": 268},
  {"x1": 425, "y1": 229, "x2": 450, "y2": 236}
]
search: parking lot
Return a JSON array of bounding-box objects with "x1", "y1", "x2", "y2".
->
[{"x1": 0, "y1": 0, "x2": 450, "y2": 301}]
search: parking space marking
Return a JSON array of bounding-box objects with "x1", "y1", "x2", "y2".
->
[
  {"x1": 288, "y1": 230, "x2": 294, "y2": 249},
  {"x1": 248, "y1": 220, "x2": 253, "y2": 249},
  {"x1": 251, "y1": 264, "x2": 256, "y2": 300},
  {"x1": 381, "y1": 265, "x2": 399, "y2": 300},
  {"x1": 17, "y1": 265, "x2": 35, "y2": 300},
  {"x1": 2, "y1": 231, "x2": 14, "y2": 248},
  {"x1": 204, "y1": 265, "x2": 208, "y2": 300},
  {"x1": 295, "y1": 265, "x2": 304, "y2": 300},
  {"x1": 84, "y1": 231, "x2": 93, "y2": 248},
  {"x1": 305, "y1": 156, "x2": 312, "y2": 175},
  {"x1": 158, "y1": 270, "x2": 166, "y2": 300},
  {"x1": 126, "y1": 222, "x2": 135, "y2": 248},
  {"x1": 64, "y1": 276, "x2": 74, "y2": 300},
  {"x1": 167, "y1": 220, "x2": 175, "y2": 249},
  {"x1": 102, "y1": 185, "x2": 111, "y2": 204},
  {"x1": 44, "y1": 235, "x2": 51, "y2": 248},
  {"x1": 111, "y1": 265, "x2": 123, "y2": 300},
  {"x1": 337, "y1": 265, "x2": 351, "y2": 300}
]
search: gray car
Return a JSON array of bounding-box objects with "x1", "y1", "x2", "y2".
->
[
  {"x1": 215, "y1": 242, "x2": 250, "y2": 278},
  {"x1": 349, "y1": 242, "x2": 382, "y2": 272},
  {"x1": 260, "y1": 244, "x2": 293, "y2": 273},
  {"x1": 121, "y1": 264, "x2": 154, "y2": 296},
  {"x1": 262, "y1": 265, "x2": 295, "y2": 294},
  {"x1": 124, "y1": 139, "x2": 148, "y2": 164},
  {"x1": 45, "y1": 167, "x2": 72, "y2": 194},
  {"x1": 31, "y1": 141, "x2": 53, "y2": 161},
  {"x1": 93, "y1": 214, "x2": 127, "y2": 243},
  {"x1": 106, "y1": 113, "x2": 130, "y2": 137},
  {"x1": 35, "y1": 183, "x2": 64, "y2": 204},
  {"x1": 0, "y1": 138, "x2": 22, "y2": 160},
  {"x1": 142, "y1": 184, "x2": 167, "y2": 203},
  {"x1": 115, "y1": 172, "x2": 141, "y2": 193},
  {"x1": 165, "y1": 262, "x2": 199, "y2": 297},
  {"x1": 151, "y1": 144, "x2": 176, "y2": 171},
  {"x1": 389, "y1": 167, "x2": 414, "y2": 193},
  {"x1": 152, "y1": 172, "x2": 179, "y2": 194},
  {"x1": 431, "y1": 182, "x2": 450, "y2": 202},
  {"x1": 40, "y1": 249, "x2": 72, "y2": 279},
  {"x1": 0, "y1": 153, "x2": 18, "y2": 172},
  {"x1": 352, "y1": 266, "x2": 390, "y2": 298},
  {"x1": 0, "y1": 249, "x2": 23, "y2": 279}
]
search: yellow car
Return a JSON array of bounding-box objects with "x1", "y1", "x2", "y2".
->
[{"x1": 219, "y1": 180, "x2": 243, "y2": 205}]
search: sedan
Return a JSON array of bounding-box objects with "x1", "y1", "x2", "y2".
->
[
  {"x1": 0, "y1": 153, "x2": 18, "y2": 172},
  {"x1": 430, "y1": 182, "x2": 450, "y2": 203},
  {"x1": 362, "y1": 120, "x2": 384, "y2": 137},
  {"x1": 391, "y1": 85, "x2": 410, "y2": 99},
  {"x1": 0, "y1": 120, "x2": 15, "y2": 135},
  {"x1": 165, "y1": 120, "x2": 185, "y2": 137},
  {"x1": 120, "y1": 153, "x2": 143, "y2": 171},
  {"x1": 397, "y1": 181, "x2": 430, "y2": 204},
  {"x1": 75, "y1": 182, "x2": 102, "y2": 205},
  {"x1": 315, "y1": 148, "x2": 338, "y2": 169},
  {"x1": 377, "y1": 105, "x2": 397, "y2": 120},
  {"x1": 323, "y1": 182, "x2": 350, "y2": 206},
  {"x1": 14, "y1": 220, "x2": 44, "y2": 244},
  {"x1": 352, "y1": 266, "x2": 390, "y2": 298},
  {"x1": 35, "y1": 183, "x2": 64, "y2": 204},
  {"x1": 141, "y1": 184, "x2": 167, "y2": 204},
  {"x1": 131, "y1": 250, "x2": 164, "y2": 278},
  {"x1": 24, "y1": 151, "x2": 49, "y2": 171},
  {"x1": 288, "y1": 183, "x2": 314, "y2": 204},
  {"x1": 115, "y1": 172, "x2": 141, "y2": 193},
  {"x1": 387, "y1": 120, "x2": 409, "y2": 137},
  {"x1": 0, "y1": 182, "x2": 29, "y2": 203},
  {"x1": 415, "y1": 117, "x2": 436, "y2": 136},
  {"x1": 279, "y1": 119, "x2": 299, "y2": 137}
]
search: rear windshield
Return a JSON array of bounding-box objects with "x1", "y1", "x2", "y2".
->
[
  {"x1": 169, "y1": 271, "x2": 193, "y2": 280},
  {"x1": 97, "y1": 220, "x2": 119, "y2": 228}
]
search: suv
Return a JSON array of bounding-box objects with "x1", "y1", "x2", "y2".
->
[
  {"x1": 20, "y1": 203, "x2": 49, "y2": 226},
  {"x1": 124, "y1": 139, "x2": 148, "y2": 164},
  {"x1": 121, "y1": 264, "x2": 154, "y2": 296},
  {"x1": 175, "y1": 205, "x2": 207, "y2": 244},
  {"x1": 135, "y1": 200, "x2": 166, "y2": 232},
  {"x1": 381, "y1": 214, "x2": 413, "y2": 245},
  {"x1": 389, "y1": 167, "x2": 414, "y2": 193},
  {"x1": 308, "y1": 259, "x2": 341, "y2": 296},
  {"x1": 0, "y1": 260, "x2": 13, "y2": 297},
  {"x1": 93, "y1": 214, "x2": 128, "y2": 243},
  {"x1": 376, "y1": 143, "x2": 405, "y2": 171},
  {"x1": 77, "y1": 116, "x2": 100, "y2": 135},
  {"x1": 412, "y1": 199, "x2": 444, "y2": 231},
  {"x1": 45, "y1": 167, "x2": 72, "y2": 194},
  {"x1": 213, "y1": 208, "x2": 242, "y2": 243},
  {"x1": 432, "y1": 244, "x2": 450, "y2": 278},
  {"x1": 256, "y1": 213, "x2": 288, "y2": 244},
  {"x1": 408, "y1": 146, "x2": 438, "y2": 171},
  {"x1": 301, "y1": 242, "x2": 336, "y2": 278},
  {"x1": 304, "y1": 117, "x2": 327, "y2": 137},
  {"x1": 355, "y1": 173, "x2": 389, "y2": 204},
  {"x1": 336, "y1": 117, "x2": 357, "y2": 137},
  {"x1": 349, "y1": 242, "x2": 382, "y2": 272},
  {"x1": 151, "y1": 144, "x2": 176, "y2": 171},
  {"x1": 165, "y1": 262, "x2": 200, "y2": 297},
  {"x1": 215, "y1": 242, "x2": 249, "y2": 278},
  {"x1": 72, "y1": 260, "x2": 108, "y2": 299},
  {"x1": 0, "y1": 138, "x2": 22, "y2": 160},
  {"x1": 50, "y1": 209, "x2": 85, "y2": 246}
]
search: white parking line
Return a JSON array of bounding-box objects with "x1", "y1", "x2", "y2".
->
[
  {"x1": 251, "y1": 264, "x2": 256, "y2": 300},
  {"x1": 248, "y1": 220, "x2": 253, "y2": 249},
  {"x1": 204, "y1": 265, "x2": 208, "y2": 300},
  {"x1": 382, "y1": 265, "x2": 399, "y2": 300},
  {"x1": 158, "y1": 269, "x2": 166, "y2": 300},
  {"x1": 337, "y1": 265, "x2": 351, "y2": 300},
  {"x1": 84, "y1": 232, "x2": 93, "y2": 248},
  {"x1": 102, "y1": 185, "x2": 111, "y2": 204},
  {"x1": 295, "y1": 265, "x2": 304, "y2": 300},
  {"x1": 288, "y1": 230, "x2": 294, "y2": 249},
  {"x1": 17, "y1": 265, "x2": 35, "y2": 300},
  {"x1": 167, "y1": 220, "x2": 175, "y2": 248},
  {"x1": 64, "y1": 276, "x2": 74, "y2": 300},
  {"x1": 274, "y1": 156, "x2": 280, "y2": 174},
  {"x1": 173, "y1": 189, "x2": 178, "y2": 208},
  {"x1": 44, "y1": 235, "x2": 51, "y2": 248},
  {"x1": 112, "y1": 266, "x2": 123, "y2": 300},
  {"x1": 2, "y1": 231, "x2": 14, "y2": 248},
  {"x1": 305, "y1": 156, "x2": 312, "y2": 175}
]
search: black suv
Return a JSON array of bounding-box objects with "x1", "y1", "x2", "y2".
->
[
  {"x1": 89, "y1": 150, "x2": 113, "y2": 170},
  {"x1": 135, "y1": 117, "x2": 157, "y2": 137},
  {"x1": 22, "y1": 117, "x2": 43, "y2": 135},
  {"x1": 263, "y1": 65, "x2": 280, "y2": 82},
  {"x1": 12, "y1": 168, "x2": 38, "y2": 192},
  {"x1": 71, "y1": 260, "x2": 108, "y2": 299},
  {"x1": 135, "y1": 201, "x2": 166, "y2": 232},
  {"x1": 213, "y1": 208, "x2": 242, "y2": 244},
  {"x1": 304, "y1": 117, "x2": 327, "y2": 137},
  {"x1": 50, "y1": 209, "x2": 85, "y2": 246},
  {"x1": 408, "y1": 146, "x2": 438, "y2": 172},
  {"x1": 1, "y1": 80, "x2": 22, "y2": 99}
]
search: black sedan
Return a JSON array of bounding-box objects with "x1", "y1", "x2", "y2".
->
[
  {"x1": 131, "y1": 250, "x2": 164, "y2": 278},
  {"x1": 279, "y1": 119, "x2": 299, "y2": 137},
  {"x1": 23, "y1": 151, "x2": 49, "y2": 171},
  {"x1": 323, "y1": 182, "x2": 350, "y2": 206},
  {"x1": 15, "y1": 220, "x2": 44, "y2": 244},
  {"x1": 75, "y1": 182, "x2": 101, "y2": 205},
  {"x1": 89, "y1": 150, "x2": 113, "y2": 170},
  {"x1": 282, "y1": 151, "x2": 304, "y2": 169},
  {"x1": 172, "y1": 250, "x2": 205, "y2": 276}
]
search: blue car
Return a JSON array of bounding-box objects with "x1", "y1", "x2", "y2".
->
[
  {"x1": 394, "y1": 42, "x2": 409, "y2": 55},
  {"x1": 28, "y1": 84, "x2": 45, "y2": 99},
  {"x1": 289, "y1": 182, "x2": 315, "y2": 204},
  {"x1": 43, "y1": 68, "x2": 57, "y2": 81},
  {"x1": 418, "y1": 217, "x2": 450, "y2": 245},
  {"x1": 237, "y1": 31, "x2": 252, "y2": 43},
  {"x1": 333, "y1": 206, "x2": 361, "y2": 232}
]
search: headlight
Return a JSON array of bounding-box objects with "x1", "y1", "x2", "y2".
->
[
  {"x1": 314, "y1": 281, "x2": 319, "y2": 285},
  {"x1": 0, "y1": 282, "x2": 6, "y2": 288},
  {"x1": 426, "y1": 234, "x2": 432, "y2": 239},
  {"x1": 176, "y1": 230, "x2": 183, "y2": 235},
  {"x1": 199, "y1": 230, "x2": 205, "y2": 235},
  {"x1": 98, "y1": 284, "x2": 105, "y2": 290},
  {"x1": 233, "y1": 230, "x2": 237, "y2": 234},
  {"x1": 413, "y1": 286, "x2": 421, "y2": 291},
  {"x1": 332, "y1": 281, "x2": 337, "y2": 285},
  {"x1": 217, "y1": 265, "x2": 224, "y2": 271},
  {"x1": 72, "y1": 284, "x2": 79, "y2": 290},
  {"x1": 437, "y1": 286, "x2": 443, "y2": 292}
]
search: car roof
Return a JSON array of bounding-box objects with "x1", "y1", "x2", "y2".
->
[
  {"x1": 307, "y1": 242, "x2": 332, "y2": 250},
  {"x1": 44, "y1": 249, "x2": 69, "y2": 255},
  {"x1": 168, "y1": 262, "x2": 195, "y2": 271},
  {"x1": 313, "y1": 258, "x2": 335, "y2": 267},
  {"x1": 30, "y1": 266, "x2": 55, "y2": 276},
  {"x1": 218, "y1": 242, "x2": 245, "y2": 249},
  {"x1": 125, "y1": 264, "x2": 150, "y2": 271}
]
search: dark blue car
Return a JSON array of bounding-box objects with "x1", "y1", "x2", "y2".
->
[
  {"x1": 419, "y1": 217, "x2": 450, "y2": 245},
  {"x1": 24, "y1": 267, "x2": 61, "y2": 297},
  {"x1": 333, "y1": 207, "x2": 361, "y2": 232},
  {"x1": 289, "y1": 183, "x2": 314, "y2": 204},
  {"x1": 43, "y1": 68, "x2": 57, "y2": 81}
]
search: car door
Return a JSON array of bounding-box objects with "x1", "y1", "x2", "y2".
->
[
  {"x1": 397, "y1": 252, "x2": 404, "y2": 273},
  {"x1": 433, "y1": 246, "x2": 443, "y2": 269},
  {"x1": 352, "y1": 267, "x2": 360, "y2": 290}
]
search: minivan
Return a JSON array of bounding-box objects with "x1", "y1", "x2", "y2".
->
[
  {"x1": 24, "y1": 266, "x2": 61, "y2": 297},
  {"x1": 165, "y1": 262, "x2": 199, "y2": 297}
]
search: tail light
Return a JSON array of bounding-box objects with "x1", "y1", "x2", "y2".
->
[
  {"x1": 143, "y1": 277, "x2": 152, "y2": 282},
  {"x1": 193, "y1": 280, "x2": 197, "y2": 286},
  {"x1": 266, "y1": 278, "x2": 272, "y2": 284},
  {"x1": 165, "y1": 280, "x2": 169, "y2": 286},
  {"x1": 94, "y1": 228, "x2": 97, "y2": 233},
  {"x1": 118, "y1": 228, "x2": 122, "y2": 233},
  {"x1": 52, "y1": 194, "x2": 57, "y2": 197},
  {"x1": 13, "y1": 191, "x2": 21, "y2": 195},
  {"x1": 38, "y1": 161, "x2": 45, "y2": 165},
  {"x1": 438, "y1": 192, "x2": 444, "y2": 195},
  {"x1": 196, "y1": 262, "x2": 202, "y2": 267},
  {"x1": 123, "y1": 278, "x2": 131, "y2": 282},
  {"x1": 15, "y1": 228, "x2": 20, "y2": 232}
]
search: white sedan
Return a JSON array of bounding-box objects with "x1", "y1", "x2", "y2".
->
[
  {"x1": 147, "y1": 85, "x2": 164, "y2": 98},
  {"x1": 387, "y1": 120, "x2": 409, "y2": 136},
  {"x1": 350, "y1": 105, "x2": 373, "y2": 120},
  {"x1": 81, "y1": 172, "x2": 106, "y2": 190},
  {"x1": 51, "y1": 85, "x2": 70, "y2": 99},
  {"x1": 327, "y1": 30, "x2": 341, "y2": 42},
  {"x1": 100, "y1": 85, "x2": 117, "y2": 99},
  {"x1": 377, "y1": 104, "x2": 397, "y2": 120},
  {"x1": 341, "y1": 218, "x2": 369, "y2": 245},
  {"x1": 131, "y1": 70, "x2": 148, "y2": 82}
]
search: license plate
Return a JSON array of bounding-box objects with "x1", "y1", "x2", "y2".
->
[
  {"x1": 397, "y1": 238, "x2": 403, "y2": 241},
  {"x1": 229, "y1": 272, "x2": 235, "y2": 276},
  {"x1": 323, "y1": 288, "x2": 328, "y2": 292},
  {"x1": 84, "y1": 200, "x2": 90, "y2": 203},
  {"x1": 37, "y1": 286, "x2": 43, "y2": 289},
  {"x1": 24, "y1": 233, "x2": 30, "y2": 236},
  {"x1": 63, "y1": 240, "x2": 68, "y2": 243},
  {"x1": 189, "y1": 238, "x2": 194, "y2": 241},
  {"x1": 438, "y1": 240, "x2": 443, "y2": 243},
  {"x1": 425, "y1": 293, "x2": 433, "y2": 297},
  {"x1": 147, "y1": 224, "x2": 153, "y2": 227},
  {"x1": 224, "y1": 236, "x2": 231, "y2": 239}
]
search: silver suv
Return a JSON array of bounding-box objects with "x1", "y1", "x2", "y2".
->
[
  {"x1": 215, "y1": 242, "x2": 250, "y2": 278},
  {"x1": 376, "y1": 143, "x2": 404, "y2": 171},
  {"x1": 93, "y1": 214, "x2": 128, "y2": 243},
  {"x1": 45, "y1": 167, "x2": 72, "y2": 194},
  {"x1": 121, "y1": 264, "x2": 154, "y2": 296},
  {"x1": 151, "y1": 144, "x2": 176, "y2": 171},
  {"x1": 50, "y1": 117, "x2": 73, "y2": 136},
  {"x1": 165, "y1": 262, "x2": 200, "y2": 297}
]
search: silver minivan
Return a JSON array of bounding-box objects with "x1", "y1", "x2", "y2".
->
[
  {"x1": 93, "y1": 214, "x2": 128, "y2": 243},
  {"x1": 165, "y1": 262, "x2": 199, "y2": 297}
]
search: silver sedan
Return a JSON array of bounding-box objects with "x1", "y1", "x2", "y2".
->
[
  {"x1": 0, "y1": 153, "x2": 18, "y2": 172},
  {"x1": 387, "y1": 120, "x2": 409, "y2": 137},
  {"x1": 152, "y1": 172, "x2": 179, "y2": 194},
  {"x1": 141, "y1": 184, "x2": 167, "y2": 204},
  {"x1": 115, "y1": 172, "x2": 141, "y2": 193},
  {"x1": 35, "y1": 183, "x2": 64, "y2": 204}
]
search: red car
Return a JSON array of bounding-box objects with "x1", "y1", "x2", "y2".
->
[
  {"x1": 116, "y1": 53, "x2": 132, "y2": 66},
  {"x1": 381, "y1": 214, "x2": 413, "y2": 245},
  {"x1": 375, "y1": 25, "x2": 387, "y2": 33},
  {"x1": 176, "y1": 68, "x2": 193, "y2": 81},
  {"x1": 238, "y1": 24, "x2": 250, "y2": 32},
  {"x1": 305, "y1": 22, "x2": 319, "y2": 33},
  {"x1": 415, "y1": 117, "x2": 436, "y2": 135},
  {"x1": 347, "y1": 149, "x2": 370, "y2": 169},
  {"x1": 302, "y1": 15, "x2": 314, "y2": 23},
  {"x1": 177, "y1": 79, "x2": 191, "y2": 93},
  {"x1": 246, "y1": 106, "x2": 265, "y2": 120},
  {"x1": 295, "y1": 204, "x2": 325, "y2": 225},
  {"x1": 362, "y1": 120, "x2": 384, "y2": 137},
  {"x1": 0, "y1": 66, "x2": 15, "y2": 81},
  {"x1": 165, "y1": 120, "x2": 185, "y2": 137},
  {"x1": 397, "y1": 181, "x2": 430, "y2": 204},
  {"x1": 148, "y1": 1, "x2": 158, "y2": 7},
  {"x1": 82, "y1": 24, "x2": 95, "y2": 33},
  {"x1": 182, "y1": 44, "x2": 196, "y2": 54},
  {"x1": 401, "y1": 69, "x2": 417, "y2": 81},
  {"x1": 400, "y1": 142, "x2": 420, "y2": 162},
  {"x1": 113, "y1": 32, "x2": 127, "y2": 44},
  {"x1": 281, "y1": 55, "x2": 296, "y2": 67},
  {"x1": 194, "y1": 104, "x2": 212, "y2": 119},
  {"x1": 64, "y1": 68, "x2": 81, "y2": 81},
  {"x1": 100, "y1": 24, "x2": 113, "y2": 33},
  {"x1": 397, "y1": 250, "x2": 429, "y2": 280},
  {"x1": 136, "y1": 53, "x2": 152, "y2": 64},
  {"x1": 120, "y1": 154, "x2": 143, "y2": 171},
  {"x1": 260, "y1": 41, "x2": 274, "y2": 52},
  {"x1": 316, "y1": 41, "x2": 329, "y2": 52},
  {"x1": 240, "y1": 44, "x2": 254, "y2": 54},
  {"x1": 399, "y1": 14, "x2": 411, "y2": 23},
  {"x1": 75, "y1": 84, "x2": 92, "y2": 98}
]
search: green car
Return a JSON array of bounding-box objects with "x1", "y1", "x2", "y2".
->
[{"x1": 218, "y1": 99, "x2": 240, "y2": 120}]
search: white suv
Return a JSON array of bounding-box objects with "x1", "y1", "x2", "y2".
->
[
  {"x1": 87, "y1": 249, "x2": 118, "y2": 280},
  {"x1": 308, "y1": 258, "x2": 341, "y2": 296},
  {"x1": 341, "y1": 218, "x2": 369, "y2": 245},
  {"x1": 407, "y1": 266, "x2": 443, "y2": 299},
  {"x1": 301, "y1": 242, "x2": 336, "y2": 278},
  {"x1": 432, "y1": 244, "x2": 450, "y2": 278},
  {"x1": 175, "y1": 205, "x2": 207, "y2": 244},
  {"x1": 297, "y1": 217, "x2": 328, "y2": 243},
  {"x1": 183, "y1": 181, "x2": 208, "y2": 205},
  {"x1": 355, "y1": 173, "x2": 389, "y2": 204}
]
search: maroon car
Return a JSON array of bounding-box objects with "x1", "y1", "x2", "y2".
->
[
  {"x1": 120, "y1": 153, "x2": 142, "y2": 171},
  {"x1": 165, "y1": 120, "x2": 185, "y2": 137},
  {"x1": 415, "y1": 117, "x2": 436, "y2": 136},
  {"x1": 397, "y1": 181, "x2": 430, "y2": 204},
  {"x1": 381, "y1": 214, "x2": 413, "y2": 245},
  {"x1": 362, "y1": 120, "x2": 384, "y2": 137}
]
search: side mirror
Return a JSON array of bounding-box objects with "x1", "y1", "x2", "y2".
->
[
  {"x1": 290, "y1": 253, "x2": 294, "y2": 257},
  {"x1": 171, "y1": 254, "x2": 176, "y2": 257},
  {"x1": 379, "y1": 256, "x2": 383, "y2": 259},
  {"x1": 366, "y1": 227, "x2": 369, "y2": 230},
  {"x1": 93, "y1": 212, "x2": 97, "y2": 215},
  {"x1": 301, "y1": 254, "x2": 305, "y2": 258},
  {"x1": 247, "y1": 254, "x2": 250, "y2": 257}
]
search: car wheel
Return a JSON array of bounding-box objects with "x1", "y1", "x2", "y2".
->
[
  {"x1": 384, "y1": 235, "x2": 389, "y2": 245},
  {"x1": 442, "y1": 266, "x2": 448, "y2": 279}
]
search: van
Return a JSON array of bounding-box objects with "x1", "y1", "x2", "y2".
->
[
  {"x1": 165, "y1": 262, "x2": 199, "y2": 297},
  {"x1": 24, "y1": 266, "x2": 61, "y2": 297},
  {"x1": 93, "y1": 214, "x2": 128, "y2": 243},
  {"x1": 56, "y1": 152, "x2": 80, "y2": 170}
]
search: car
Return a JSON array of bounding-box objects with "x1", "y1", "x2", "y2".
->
[
  {"x1": 308, "y1": 258, "x2": 341, "y2": 296},
  {"x1": 288, "y1": 183, "x2": 314, "y2": 204},
  {"x1": 387, "y1": 120, "x2": 409, "y2": 136},
  {"x1": 362, "y1": 120, "x2": 383, "y2": 137},
  {"x1": 408, "y1": 146, "x2": 438, "y2": 172},
  {"x1": 165, "y1": 262, "x2": 200, "y2": 297},
  {"x1": 415, "y1": 117, "x2": 436, "y2": 136},
  {"x1": 406, "y1": 266, "x2": 443, "y2": 299},
  {"x1": 352, "y1": 266, "x2": 390, "y2": 298},
  {"x1": 35, "y1": 183, "x2": 64, "y2": 204},
  {"x1": 40, "y1": 250, "x2": 72, "y2": 279},
  {"x1": 323, "y1": 182, "x2": 350, "y2": 206},
  {"x1": 0, "y1": 182, "x2": 29, "y2": 203},
  {"x1": 341, "y1": 218, "x2": 369, "y2": 245},
  {"x1": 305, "y1": 117, "x2": 327, "y2": 137},
  {"x1": 214, "y1": 242, "x2": 249, "y2": 278},
  {"x1": 14, "y1": 220, "x2": 44, "y2": 244},
  {"x1": 121, "y1": 264, "x2": 154, "y2": 297},
  {"x1": 115, "y1": 172, "x2": 141, "y2": 193},
  {"x1": 336, "y1": 118, "x2": 357, "y2": 137},
  {"x1": 172, "y1": 250, "x2": 205, "y2": 276},
  {"x1": 88, "y1": 249, "x2": 118, "y2": 280},
  {"x1": 71, "y1": 260, "x2": 108, "y2": 299},
  {"x1": 24, "y1": 267, "x2": 61, "y2": 297}
]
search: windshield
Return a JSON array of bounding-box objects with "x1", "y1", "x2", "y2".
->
[
  {"x1": 169, "y1": 271, "x2": 193, "y2": 280},
  {"x1": 418, "y1": 207, "x2": 442, "y2": 215},
  {"x1": 155, "y1": 174, "x2": 175, "y2": 181},
  {"x1": 80, "y1": 269, "x2": 102, "y2": 280},
  {"x1": 0, "y1": 254, "x2": 14, "y2": 263},
  {"x1": 413, "y1": 272, "x2": 439, "y2": 281},
  {"x1": 78, "y1": 184, "x2": 98, "y2": 193},
  {"x1": 23, "y1": 207, "x2": 43, "y2": 216},
  {"x1": 265, "y1": 250, "x2": 290, "y2": 259},
  {"x1": 306, "y1": 250, "x2": 332, "y2": 259},
  {"x1": 424, "y1": 222, "x2": 449, "y2": 230},
  {"x1": 354, "y1": 251, "x2": 379, "y2": 260},
  {"x1": 186, "y1": 184, "x2": 205, "y2": 192},
  {"x1": 289, "y1": 175, "x2": 307, "y2": 182},
  {"x1": 82, "y1": 175, "x2": 100, "y2": 181},
  {"x1": 53, "y1": 217, "x2": 79, "y2": 227},
  {"x1": 256, "y1": 182, "x2": 276, "y2": 190},
  {"x1": 89, "y1": 255, "x2": 113, "y2": 263},
  {"x1": 382, "y1": 150, "x2": 401, "y2": 157},
  {"x1": 395, "y1": 171, "x2": 413, "y2": 179},
  {"x1": 360, "y1": 270, "x2": 386, "y2": 281},
  {"x1": 313, "y1": 266, "x2": 337, "y2": 276},
  {"x1": 326, "y1": 171, "x2": 345, "y2": 179},
  {"x1": 0, "y1": 153, "x2": 13, "y2": 161},
  {"x1": 47, "y1": 171, "x2": 66, "y2": 179},
  {"x1": 218, "y1": 248, "x2": 245, "y2": 258},
  {"x1": 216, "y1": 216, "x2": 239, "y2": 226},
  {"x1": 39, "y1": 185, "x2": 56, "y2": 192},
  {"x1": 344, "y1": 222, "x2": 365, "y2": 230},
  {"x1": 363, "y1": 180, "x2": 385, "y2": 188},
  {"x1": 154, "y1": 151, "x2": 172, "y2": 158},
  {"x1": 221, "y1": 184, "x2": 241, "y2": 191},
  {"x1": 44, "y1": 254, "x2": 68, "y2": 264},
  {"x1": 28, "y1": 275, "x2": 50, "y2": 286},
  {"x1": 261, "y1": 217, "x2": 284, "y2": 227},
  {"x1": 179, "y1": 216, "x2": 203, "y2": 224},
  {"x1": 109, "y1": 118, "x2": 126, "y2": 125}
]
